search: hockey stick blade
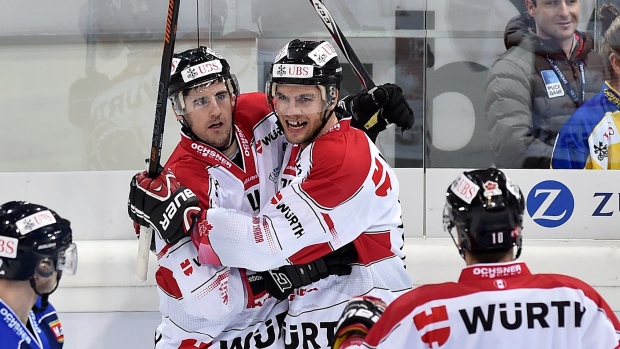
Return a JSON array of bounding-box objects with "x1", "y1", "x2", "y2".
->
[{"x1": 136, "y1": 0, "x2": 181, "y2": 282}]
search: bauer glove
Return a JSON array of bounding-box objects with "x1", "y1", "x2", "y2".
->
[
  {"x1": 331, "y1": 296, "x2": 388, "y2": 349},
  {"x1": 128, "y1": 168, "x2": 201, "y2": 246}
]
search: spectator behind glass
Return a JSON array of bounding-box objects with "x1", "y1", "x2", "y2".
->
[
  {"x1": 552, "y1": 3, "x2": 620, "y2": 169},
  {"x1": 484, "y1": 0, "x2": 605, "y2": 168}
]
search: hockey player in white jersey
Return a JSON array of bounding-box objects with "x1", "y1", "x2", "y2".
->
[
  {"x1": 127, "y1": 44, "x2": 412, "y2": 348},
  {"x1": 331, "y1": 168, "x2": 620, "y2": 349},
  {"x1": 128, "y1": 46, "x2": 368, "y2": 349},
  {"x1": 130, "y1": 39, "x2": 413, "y2": 348},
  {"x1": 0, "y1": 201, "x2": 78, "y2": 349}
]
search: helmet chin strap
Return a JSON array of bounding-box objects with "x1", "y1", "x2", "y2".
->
[
  {"x1": 29, "y1": 273, "x2": 62, "y2": 311},
  {"x1": 310, "y1": 108, "x2": 336, "y2": 142},
  {"x1": 447, "y1": 227, "x2": 466, "y2": 260}
]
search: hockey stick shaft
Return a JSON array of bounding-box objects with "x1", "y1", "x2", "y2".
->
[
  {"x1": 148, "y1": 0, "x2": 181, "y2": 178},
  {"x1": 136, "y1": 0, "x2": 181, "y2": 282},
  {"x1": 308, "y1": 0, "x2": 375, "y2": 91}
]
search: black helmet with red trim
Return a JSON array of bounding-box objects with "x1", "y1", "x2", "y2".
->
[
  {"x1": 443, "y1": 168, "x2": 524, "y2": 259},
  {"x1": 168, "y1": 46, "x2": 239, "y2": 116},
  {"x1": 266, "y1": 39, "x2": 343, "y2": 111}
]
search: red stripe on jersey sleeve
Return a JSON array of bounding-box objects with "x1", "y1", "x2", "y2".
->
[
  {"x1": 285, "y1": 232, "x2": 393, "y2": 266},
  {"x1": 353, "y1": 232, "x2": 394, "y2": 265}
]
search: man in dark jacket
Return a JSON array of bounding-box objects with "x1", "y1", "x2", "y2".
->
[{"x1": 484, "y1": 0, "x2": 605, "y2": 168}]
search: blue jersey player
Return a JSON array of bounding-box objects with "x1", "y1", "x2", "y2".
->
[{"x1": 0, "y1": 201, "x2": 78, "y2": 349}]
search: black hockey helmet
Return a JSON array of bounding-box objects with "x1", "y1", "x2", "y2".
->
[
  {"x1": 266, "y1": 39, "x2": 343, "y2": 111},
  {"x1": 443, "y1": 168, "x2": 524, "y2": 259},
  {"x1": 168, "y1": 46, "x2": 239, "y2": 116},
  {"x1": 0, "y1": 201, "x2": 77, "y2": 281}
]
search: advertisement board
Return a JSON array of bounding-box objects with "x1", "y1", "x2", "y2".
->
[{"x1": 426, "y1": 169, "x2": 620, "y2": 239}]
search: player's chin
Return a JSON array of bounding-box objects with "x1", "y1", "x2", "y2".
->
[{"x1": 283, "y1": 129, "x2": 313, "y2": 145}]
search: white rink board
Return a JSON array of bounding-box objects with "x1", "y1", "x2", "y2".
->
[
  {"x1": 0, "y1": 171, "x2": 138, "y2": 241},
  {"x1": 1, "y1": 169, "x2": 619, "y2": 241},
  {"x1": 394, "y1": 168, "x2": 425, "y2": 238},
  {"x1": 426, "y1": 169, "x2": 620, "y2": 239}
]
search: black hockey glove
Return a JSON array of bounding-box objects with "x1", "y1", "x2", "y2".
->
[
  {"x1": 331, "y1": 296, "x2": 388, "y2": 349},
  {"x1": 381, "y1": 83, "x2": 414, "y2": 131},
  {"x1": 128, "y1": 168, "x2": 201, "y2": 246},
  {"x1": 341, "y1": 83, "x2": 414, "y2": 141},
  {"x1": 261, "y1": 243, "x2": 358, "y2": 300}
]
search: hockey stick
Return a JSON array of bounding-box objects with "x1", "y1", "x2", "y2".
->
[
  {"x1": 309, "y1": 0, "x2": 387, "y2": 129},
  {"x1": 135, "y1": 0, "x2": 181, "y2": 282}
]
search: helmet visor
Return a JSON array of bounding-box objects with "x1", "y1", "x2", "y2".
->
[
  {"x1": 57, "y1": 242, "x2": 78, "y2": 276},
  {"x1": 268, "y1": 84, "x2": 334, "y2": 116},
  {"x1": 170, "y1": 78, "x2": 234, "y2": 116},
  {"x1": 36, "y1": 243, "x2": 78, "y2": 278}
]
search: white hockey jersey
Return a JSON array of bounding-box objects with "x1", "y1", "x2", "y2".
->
[
  {"x1": 345, "y1": 261, "x2": 620, "y2": 349},
  {"x1": 152, "y1": 92, "x2": 289, "y2": 349},
  {"x1": 192, "y1": 118, "x2": 413, "y2": 348}
]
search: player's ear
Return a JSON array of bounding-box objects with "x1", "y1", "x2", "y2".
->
[{"x1": 327, "y1": 89, "x2": 339, "y2": 111}]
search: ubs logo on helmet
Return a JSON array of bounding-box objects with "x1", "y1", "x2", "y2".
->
[{"x1": 526, "y1": 180, "x2": 574, "y2": 228}]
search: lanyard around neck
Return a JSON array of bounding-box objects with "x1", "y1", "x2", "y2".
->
[{"x1": 545, "y1": 56, "x2": 586, "y2": 106}]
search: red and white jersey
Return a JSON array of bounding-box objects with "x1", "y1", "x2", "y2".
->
[
  {"x1": 348, "y1": 261, "x2": 620, "y2": 349},
  {"x1": 193, "y1": 117, "x2": 413, "y2": 348},
  {"x1": 153, "y1": 92, "x2": 288, "y2": 348}
]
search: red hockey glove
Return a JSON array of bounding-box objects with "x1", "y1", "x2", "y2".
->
[
  {"x1": 331, "y1": 296, "x2": 388, "y2": 349},
  {"x1": 128, "y1": 168, "x2": 201, "y2": 246}
]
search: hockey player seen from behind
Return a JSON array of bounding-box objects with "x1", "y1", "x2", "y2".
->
[
  {"x1": 0, "y1": 201, "x2": 78, "y2": 349},
  {"x1": 129, "y1": 39, "x2": 413, "y2": 348},
  {"x1": 331, "y1": 168, "x2": 620, "y2": 349}
]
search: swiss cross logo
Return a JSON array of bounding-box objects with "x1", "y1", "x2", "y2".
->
[
  {"x1": 270, "y1": 191, "x2": 283, "y2": 205},
  {"x1": 413, "y1": 305, "x2": 451, "y2": 347},
  {"x1": 180, "y1": 259, "x2": 193, "y2": 276},
  {"x1": 371, "y1": 158, "x2": 392, "y2": 197},
  {"x1": 198, "y1": 220, "x2": 213, "y2": 237}
]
